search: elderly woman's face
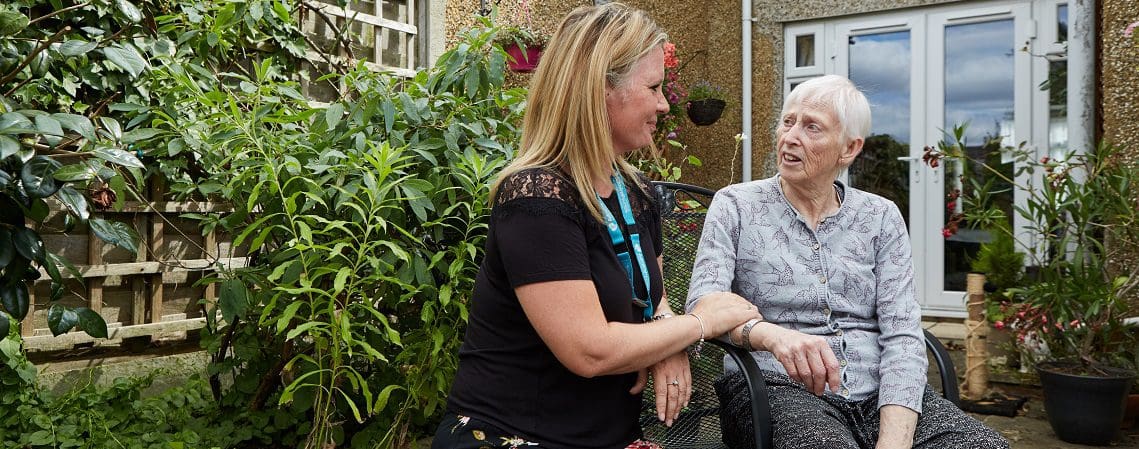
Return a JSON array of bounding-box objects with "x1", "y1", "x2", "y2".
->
[
  {"x1": 776, "y1": 98, "x2": 851, "y2": 186},
  {"x1": 606, "y1": 47, "x2": 669, "y2": 154}
]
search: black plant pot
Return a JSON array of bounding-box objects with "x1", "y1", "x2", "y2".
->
[
  {"x1": 686, "y1": 99, "x2": 726, "y2": 126},
  {"x1": 1036, "y1": 361, "x2": 1136, "y2": 446}
]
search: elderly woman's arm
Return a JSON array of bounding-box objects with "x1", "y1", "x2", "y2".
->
[{"x1": 873, "y1": 203, "x2": 927, "y2": 448}]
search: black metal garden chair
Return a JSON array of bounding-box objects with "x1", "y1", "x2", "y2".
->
[{"x1": 641, "y1": 181, "x2": 960, "y2": 449}]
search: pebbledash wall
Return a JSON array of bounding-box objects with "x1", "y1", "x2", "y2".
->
[{"x1": 441, "y1": 0, "x2": 1138, "y2": 302}]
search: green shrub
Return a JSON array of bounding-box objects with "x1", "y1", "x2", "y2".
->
[{"x1": 146, "y1": 25, "x2": 525, "y2": 448}]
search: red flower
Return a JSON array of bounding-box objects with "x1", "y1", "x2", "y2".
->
[
  {"x1": 941, "y1": 228, "x2": 954, "y2": 238},
  {"x1": 946, "y1": 201, "x2": 956, "y2": 213},
  {"x1": 994, "y1": 320, "x2": 1006, "y2": 330}
]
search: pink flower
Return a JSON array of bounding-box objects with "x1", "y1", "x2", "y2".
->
[
  {"x1": 941, "y1": 228, "x2": 953, "y2": 238},
  {"x1": 663, "y1": 42, "x2": 679, "y2": 69},
  {"x1": 1125, "y1": 20, "x2": 1139, "y2": 38},
  {"x1": 994, "y1": 320, "x2": 1006, "y2": 330}
]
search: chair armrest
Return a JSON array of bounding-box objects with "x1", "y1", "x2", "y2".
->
[
  {"x1": 923, "y1": 328, "x2": 960, "y2": 406},
  {"x1": 706, "y1": 339, "x2": 773, "y2": 449}
]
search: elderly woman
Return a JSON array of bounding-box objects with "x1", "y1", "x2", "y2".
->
[
  {"x1": 432, "y1": 4, "x2": 760, "y2": 449},
  {"x1": 686, "y1": 75, "x2": 1008, "y2": 449}
]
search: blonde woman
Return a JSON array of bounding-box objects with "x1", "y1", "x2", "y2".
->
[{"x1": 432, "y1": 4, "x2": 758, "y2": 449}]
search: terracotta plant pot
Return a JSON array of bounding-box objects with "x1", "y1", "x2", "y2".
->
[
  {"x1": 686, "y1": 99, "x2": 726, "y2": 126},
  {"x1": 504, "y1": 43, "x2": 541, "y2": 72}
]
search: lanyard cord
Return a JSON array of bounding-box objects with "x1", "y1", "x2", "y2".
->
[{"x1": 597, "y1": 172, "x2": 654, "y2": 321}]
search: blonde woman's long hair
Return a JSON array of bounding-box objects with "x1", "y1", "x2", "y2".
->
[{"x1": 491, "y1": 2, "x2": 668, "y2": 223}]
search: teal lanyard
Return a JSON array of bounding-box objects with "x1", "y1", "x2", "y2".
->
[{"x1": 597, "y1": 172, "x2": 654, "y2": 321}]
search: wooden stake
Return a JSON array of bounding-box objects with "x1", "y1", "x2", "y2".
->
[{"x1": 963, "y1": 272, "x2": 989, "y2": 400}]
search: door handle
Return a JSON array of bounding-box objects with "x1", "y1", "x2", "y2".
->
[{"x1": 896, "y1": 156, "x2": 923, "y2": 184}]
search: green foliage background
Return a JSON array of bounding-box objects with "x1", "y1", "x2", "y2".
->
[{"x1": 1, "y1": 1, "x2": 524, "y2": 447}]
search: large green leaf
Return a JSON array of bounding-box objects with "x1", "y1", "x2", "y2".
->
[
  {"x1": 0, "y1": 227, "x2": 12, "y2": 269},
  {"x1": 89, "y1": 218, "x2": 139, "y2": 253},
  {"x1": 20, "y1": 155, "x2": 62, "y2": 199},
  {"x1": 52, "y1": 113, "x2": 96, "y2": 141},
  {"x1": 58, "y1": 40, "x2": 97, "y2": 57},
  {"x1": 0, "y1": 7, "x2": 29, "y2": 36},
  {"x1": 55, "y1": 185, "x2": 90, "y2": 221},
  {"x1": 0, "y1": 194, "x2": 23, "y2": 226},
  {"x1": 0, "y1": 135, "x2": 18, "y2": 159},
  {"x1": 218, "y1": 279, "x2": 250, "y2": 324},
  {"x1": 47, "y1": 303, "x2": 80, "y2": 336},
  {"x1": 103, "y1": 44, "x2": 148, "y2": 78},
  {"x1": 76, "y1": 307, "x2": 108, "y2": 338},
  {"x1": 94, "y1": 145, "x2": 144, "y2": 168},
  {"x1": 0, "y1": 112, "x2": 33, "y2": 133},
  {"x1": 115, "y1": 0, "x2": 142, "y2": 23},
  {"x1": 11, "y1": 227, "x2": 45, "y2": 263},
  {"x1": 53, "y1": 161, "x2": 99, "y2": 182},
  {"x1": 0, "y1": 280, "x2": 29, "y2": 321}
]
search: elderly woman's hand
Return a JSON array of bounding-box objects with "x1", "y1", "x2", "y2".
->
[
  {"x1": 689, "y1": 292, "x2": 761, "y2": 337},
  {"x1": 759, "y1": 326, "x2": 841, "y2": 396}
]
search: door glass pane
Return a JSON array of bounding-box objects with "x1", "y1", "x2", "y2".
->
[
  {"x1": 847, "y1": 30, "x2": 911, "y2": 227},
  {"x1": 1048, "y1": 60, "x2": 1067, "y2": 159},
  {"x1": 796, "y1": 34, "x2": 816, "y2": 67},
  {"x1": 942, "y1": 19, "x2": 1015, "y2": 291},
  {"x1": 1057, "y1": 4, "x2": 1068, "y2": 43}
]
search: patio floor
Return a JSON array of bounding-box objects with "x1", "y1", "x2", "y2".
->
[{"x1": 925, "y1": 322, "x2": 1139, "y2": 448}]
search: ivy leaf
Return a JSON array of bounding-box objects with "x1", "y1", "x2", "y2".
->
[
  {"x1": 94, "y1": 145, "x2": 143, "y2": 168},
  {"x1": 103, "y1": 44, "x2": 148, "y2": 78},
  {"x1": 58, "y1": 40, "x2": 97, "y2": 57},
  {"x1": 55, "y1": 185, "x2": 90, "y2": 221},
  {"x1": 218, "y1": 279, "x2": 250, "y2": 324},
  {"x1": 89, "y1": 218, "x2": 139, "y2": 253},
  {"x1": 11, "y1": 227, "x2": 45, "y2": 263},
  {"x1": 115, "y1": 0, "x2": 143, "y2": 23},
  {"x1": 47, "y1": 304, "x2": 80, "y2": 336},
  {"x1": 0, "y1": 8, "x2": 29, "y2": 36},
  {"x1": 0, "y1": 280, "x2": 29, "y2": 321},
  {"x1": 20, "y1": 155, "x2": 62, "y2": 199},
  {"x1": 76, "y1": 307, "x2": 108, "y2": 339}
]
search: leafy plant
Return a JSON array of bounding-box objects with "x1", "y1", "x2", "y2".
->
[
  {"x1": 925, "y1": 125, "x2": 1139, "y2": 372},
  {"x1": 686, "y1": 80, "x2": 726, "y2": 102},
  {"x1": 144, "y1": 24, "x2": 525, "y2": 448},
  {"x1": 969, "y1": 222, "x2": 1025, "y2": 324},
  {"x1": 491, "y1": 25, "x2": 547, "y2": 49}
]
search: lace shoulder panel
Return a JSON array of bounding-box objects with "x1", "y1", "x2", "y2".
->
[{"x1": 495, "y1": 167, "x2": 581, "y2": 207}]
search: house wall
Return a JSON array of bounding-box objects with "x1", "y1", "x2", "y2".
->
[{"x1": 1101, "y1": 0, "x2": 1139, "y2": 302}]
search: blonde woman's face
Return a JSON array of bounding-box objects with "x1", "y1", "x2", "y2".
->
[{"x1": 605, "y1": 47, "x2": 668, "y2": 155}]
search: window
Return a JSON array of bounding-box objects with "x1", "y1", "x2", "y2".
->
[
  {"x1": 783, "y1": 0, "x2": 1072, "y2": 317},
  {"x1": 300, "y1": 0, "x2": 436, "y2": 99}
]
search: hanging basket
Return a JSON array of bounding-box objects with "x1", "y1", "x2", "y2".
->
[
  {"x1": 505, "y1": 43, "x2": 542, "y2": 72},
  {"x1": 686, "y1": 99, "x2": 726, "y2": 126}
]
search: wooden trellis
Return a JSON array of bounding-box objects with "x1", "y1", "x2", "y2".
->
[{"x1": 24, "y1": 184, "x2": 245, "y2": 352}]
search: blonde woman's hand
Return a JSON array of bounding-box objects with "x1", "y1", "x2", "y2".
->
[
  {"x1": 648, "y1": 351, "x2": 691, "y2": 427},
  {"x1": 690, "y1": 292, "x2": 761, "y2": 336}
]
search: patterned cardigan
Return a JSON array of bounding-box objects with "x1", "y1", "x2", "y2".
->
[{"x1": 685, "y1": 176, "x2": 928, "y2": 412}]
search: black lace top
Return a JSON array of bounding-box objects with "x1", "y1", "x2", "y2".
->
[{"x1": 444, "y1": 167, "x2": 664, "y2": 449}]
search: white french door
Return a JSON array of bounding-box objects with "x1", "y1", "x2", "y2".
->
[{"x1": 788, "y1": 0, "x2": 1062, "y2": 317}]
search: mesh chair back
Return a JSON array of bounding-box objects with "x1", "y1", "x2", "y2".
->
[{"x1": 639, "y1": 183, "x2": 728, "y2": 449}]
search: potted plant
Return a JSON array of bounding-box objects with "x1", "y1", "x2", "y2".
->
[
  {"x1": 925, "y1": 125, "x2": 1139, "y2": 445},
  {"x1": 493, "y1": 25, "x2": 546, "y2": 73},
  {"x1": 685, "y1": 80, "x2": 726, "y2": 126}
]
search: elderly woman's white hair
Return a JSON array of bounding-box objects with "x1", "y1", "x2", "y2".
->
[{"x1": 782, "y1": 75, "x2": 871, "y2": 145}]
